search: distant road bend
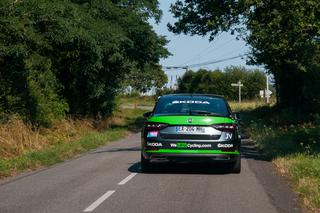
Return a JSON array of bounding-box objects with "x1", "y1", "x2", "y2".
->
[{"x1": 0, "y1": 133, "x2": 301, "y2": 213}]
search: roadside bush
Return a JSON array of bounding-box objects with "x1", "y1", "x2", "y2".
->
[
  {"x1": 178, "y1": 66, "x2": 266, "y2": 100},
  {"x1": 0, "y1": 0, "x2": 168, "y2": 126},
  {"x1": 155, "y1": 87, "x2": 177, "y2": 97}
]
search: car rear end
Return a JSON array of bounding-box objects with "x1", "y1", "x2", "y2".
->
[{"x1": 141, "y1": 94, "x2": 241, "y2": 173}]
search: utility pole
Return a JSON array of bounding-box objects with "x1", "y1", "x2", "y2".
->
[
  {"x1": 266, "y1": 74, "x2": 270, "y2": 104},
  {"x1": 184, "y1": 66, "x2": 189, "y2": 73},
  {"x1": 231, "y1": 81, "x2": 244, "y2": 104}
]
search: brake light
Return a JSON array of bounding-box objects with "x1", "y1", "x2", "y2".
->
[
  {"x1": 145, "y1": 123, "x2": 168, "y2": 131},
  {"x1": 212, "y1": 123, "x2": 237, "y2": 132}
]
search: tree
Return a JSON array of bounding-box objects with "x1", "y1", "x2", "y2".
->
[
  {"x1": 178, "y1": 66, "x2": 266, "y2": 100},
  {"x1": 125, "y1": 63, "x2": 168, "y2": 93},
  {"x1": 0, "y1": 0, "x2": 169, "y2": 125},
  {"x1": 169, "y1": 0, "x2": 320, "y2": 111},
  {"x1": 178, "y1": 70, "x2": 195, "y2": 92}
]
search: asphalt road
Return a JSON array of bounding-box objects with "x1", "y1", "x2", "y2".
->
[{"x1": 0, "y1": 133, "x2": 302, "y2": 213}]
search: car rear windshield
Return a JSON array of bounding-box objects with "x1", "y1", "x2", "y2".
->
[{"x1": 154, "y1": 96, "x2": 230, "y2": 117}]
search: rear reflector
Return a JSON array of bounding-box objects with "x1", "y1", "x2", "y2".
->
[
  {"x1": 212, "y1": 123, "x2": 237, "y2": 132},
  {"x1": 145, "y1": 122, "x2": 168, "y2": 131}
]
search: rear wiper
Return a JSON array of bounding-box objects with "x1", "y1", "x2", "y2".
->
[{"x1": 189, "y1": 110, "x2": 223, "y2": 116}]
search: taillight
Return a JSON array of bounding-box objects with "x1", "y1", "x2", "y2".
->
[
  {"x1": 145, "y1": 123, "x2": 168, "y2": 131},
  {"x1": 212, "y1": 123, "x2": 237, "y2": 132}
]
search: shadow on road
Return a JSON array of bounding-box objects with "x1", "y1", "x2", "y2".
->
[
  {"x1": 241, "y1": 140, "x2": 271, "y2": 161},
  {"x1": 128, "y1": 161, "x2": 235, "y2": 175},
  {"x1": 91, "y1": 147, "x2": 141, "y2": 154}
]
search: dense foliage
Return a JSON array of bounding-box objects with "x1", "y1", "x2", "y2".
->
[
  {"x1": 0, "y1": 0, "x2": 169, "y2": 126},
  {"x1": 169, "y1": 0, "x2": 320, "y2": 112},
  {"x1": 178, "y1": 66, "x2": 266, "y2": 100}
]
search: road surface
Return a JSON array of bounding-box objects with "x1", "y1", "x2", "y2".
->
[{"x1": 0, "y1": 133, "x2": 301, "y2": 213}]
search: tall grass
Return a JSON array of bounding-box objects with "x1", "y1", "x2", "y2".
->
[
  {"x1": 116, "y1": 95, "x2": 155, "y2": 107},
  {"x1": 0, "y1": 108, "x2": 145, "y2": 179},
  {"x1": 241, "y1": 105, "x2": 320, "y2": 212},
  {"x1": 0, "y1": 116, "x2": 97, "y2": 159},
  {"x1": 228, "y1": 100, "x2": 272, "y2": 112},
  {"x1": 0, "y1": 116, "x2": 47, "y2": 159}
]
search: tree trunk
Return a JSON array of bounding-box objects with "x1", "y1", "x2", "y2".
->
[{"x1": 277, "y1": 65, "x2": 304, "y2": 108}]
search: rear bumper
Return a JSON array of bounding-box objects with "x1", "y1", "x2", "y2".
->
[{"x1": 142, "y1": 149, "x2": 240, "y2": 163}]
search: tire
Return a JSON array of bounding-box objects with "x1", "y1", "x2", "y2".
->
[
  {"x1": 141, "y1": 153, "x2": 153, "y2": 172},
  {"x1": 230, "y1": 155, "x2": 241, "y2": 173}
]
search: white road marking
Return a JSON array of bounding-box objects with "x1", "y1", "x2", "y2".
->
[
  {"x1": 118, "y1": 173, "x2": 137, "y2": 185},
  {"x1": 83, "y1": 190, "x2": 115, "y2": 212}
]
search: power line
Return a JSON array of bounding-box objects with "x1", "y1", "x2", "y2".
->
[
  {"x1": 164, "y1": 66, "x2": 189, "y2": 70},
  {"x1": 187, "y1": 54, "x2": 246, "y2": 68},
  {"x1": 178, "y1": 35, "x2": 223, "y2": 66},
  {"x1": 196, "y1": 37, "x2": 237, "y2": 60},
  {"x1": 179, "y1": 36, "x2": 236, "y2": 66},
  {"x1": 179, "y1": 44, "x2": 214, "y2": 66},
  {"x1": 164, "y1": 54, "x2": 247, "y2": 70}
]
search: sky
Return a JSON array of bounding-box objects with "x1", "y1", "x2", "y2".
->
[{"x1": 151, "y1": 0, "x2": 260, "y2": 87}]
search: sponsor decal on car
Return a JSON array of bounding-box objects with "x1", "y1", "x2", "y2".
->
[
  {"x1": 147, "y1": 131, "x2": 158, "y2": 138},
  {"x1": 177, "y1": 142, "x2": 187, "y2": 148},
  {"x1": 170, "y1": 143, "x2": 212, "y2": 149},
  {"x1": 217, "y1": 143, "x2": 234, "y2": 148},
  {"x1": 225, "y1": 133, "x2": 233, "y2": 140},
  {"x1": 172, "y1": 100, "x2": 210, "y2": 104},
  {"x1": 187, "y1": 144, "x2": 212, "y2": 148},
  {"x1": 147, "y1": 142, "x2": 163, "y2": 147}
]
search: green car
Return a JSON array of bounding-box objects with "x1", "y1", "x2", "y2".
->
[{"x1": 141, "y1": 94, "x2": 241, "y2": 173}]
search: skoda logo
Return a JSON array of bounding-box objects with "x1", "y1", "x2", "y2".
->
[{"x1": 187, "y1": 118, "x2": 193, "y2": 123}]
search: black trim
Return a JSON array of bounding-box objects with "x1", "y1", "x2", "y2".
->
[
  {"x1": 160, "y1": 133, "x2": 221, "y2": 140},
  {"x1": 146, "y1": 153, "x2": 239, "y2": 163}
]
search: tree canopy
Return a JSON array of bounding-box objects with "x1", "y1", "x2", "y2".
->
[
  {"x1": 178, "y1": 66, "x2": 266, "y2": 100},
  {"x1": 0, "y1": 0, "x2": 169, "y2": 126},
  {"x1": 169, "y1": 0, "x2": 320, "y2": 112}
]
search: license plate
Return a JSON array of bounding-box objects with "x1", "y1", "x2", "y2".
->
[{"x1": 175, "y1": 126, "x2": 205, "y2": 133}]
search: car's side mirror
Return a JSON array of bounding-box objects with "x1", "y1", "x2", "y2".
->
[
  {"x1": 232, "y1": 112, "x2": 241, "y2": 121},
  {"x1": 143, "y1": 111, "x2": 152, "y2": 118}
]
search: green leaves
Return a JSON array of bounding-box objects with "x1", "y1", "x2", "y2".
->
[
  {"x1": 178, "y1": 66, "x2": 266, "y2": 100},
  {"x1": 169, "y1": 0, "x2": 243, "y2": 40},
  {"x1": 0, "y1": 0, "x2": 168, "y2": 125},
  {"x1": 170, "y1": 0, "x2": 320, "y2": 111},
  {"x1": 25, "y1": 54, "x2": 68, "y2": 127},
  {"x1": 125, "y1": 63, "x2": 168, "y2": 93}
]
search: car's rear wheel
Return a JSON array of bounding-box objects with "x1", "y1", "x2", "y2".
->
[
  {"x1": 141, "y1": 153, "x2": 153, "y2": 172},
  {"x1": 229, "y1": 155, "x2": 241, "y2": 173}
]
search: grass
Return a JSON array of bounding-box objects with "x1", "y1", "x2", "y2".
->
[
  {"x1": 228, "y1": 99, "x2": 273, "y2": 112},
  {"x1": 0, "y1": 107, "x2": 146, "y2": 179},
  {"x1": 116, "y1": 95, "x2": 155, "y2": 107},
  {"x1": 275, "y1": 155, "x2": 320, "y2": 210},
  {"x1": 237, "y1": 104, "x2": 320, "y2": 212}
]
